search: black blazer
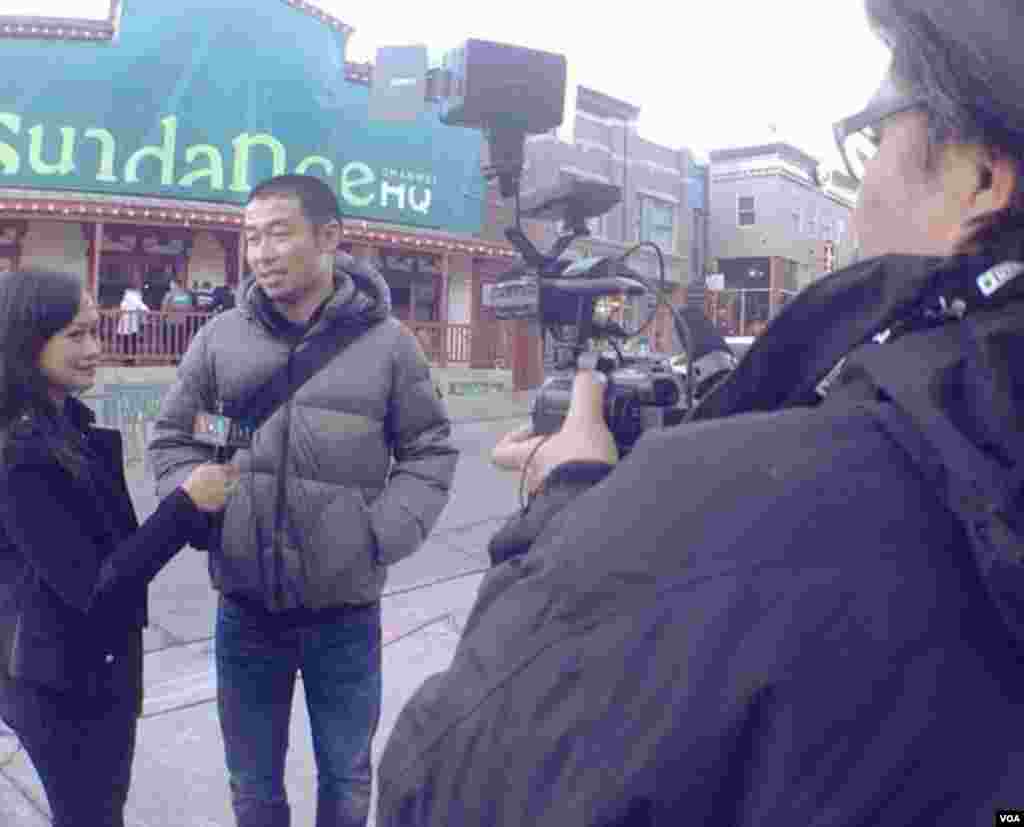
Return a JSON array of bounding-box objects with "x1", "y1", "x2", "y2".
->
[{"x1": 0, "y1": 398, "x2": 207, "y2": 693}]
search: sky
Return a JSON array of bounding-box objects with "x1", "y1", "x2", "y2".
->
[{"x1": 6, "y1": 0, "x2": 892, "y2": 170}]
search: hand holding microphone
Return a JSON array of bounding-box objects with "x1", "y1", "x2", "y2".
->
[
  {"x1": 182, "y1": 463, "x2": 241, "y2": 512},
  {"x1": 185, "y1": 407, "x2": 250, "y2": 511}
]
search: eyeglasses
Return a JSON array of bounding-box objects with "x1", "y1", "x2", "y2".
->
[{"x1": 833, "y1": 94, "x2": 926, "y2": 182}]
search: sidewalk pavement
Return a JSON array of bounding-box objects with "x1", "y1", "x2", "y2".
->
[
  {"x1": 442, "y1": 388, "x2": 534, "y2": 424},
  {"x1": 0, "y1": 516, "x2": 512, "y2": 827}
]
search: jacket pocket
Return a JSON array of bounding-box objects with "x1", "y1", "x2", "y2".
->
[
  {"x1": 215, "y1": 472, "x2": 275, "y2": 603},
  {"x1": 356, "y1": 487, "x2": 382, "y2": 566},
  {"x1": 8, "y1": 614, "x2": 74, "y2": 691},
  {"x1": 297, "y1": 484, "x2": 381, "y2": 609}
]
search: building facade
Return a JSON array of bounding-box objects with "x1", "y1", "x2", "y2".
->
[
  {"x1": 0, "y1": 0, "x2": 526, "y2": 377},
  {"x1": 708, "y1": 142, "x2": 858, "y2": 335},
  {"x1": 512, "y1": 85, "x2": 710, "y2": 354}
]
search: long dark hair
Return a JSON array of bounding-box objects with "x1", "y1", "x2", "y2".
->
[{"x1": 0, "y1": 270, "x2": 93, "y2": 480}]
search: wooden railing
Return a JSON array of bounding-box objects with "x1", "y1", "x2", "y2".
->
[
  {"x1": 98, "y1": 310, "x2": 212, "y2": 365},
  {"x1": 704, "y1": 289, "x2": 798, "y2": 338},
  {"x1": 405, "y1": 321, "x2": 512, "y2": 368},
  {"x1": 97, "y1": 311, "x2": 513, "y2": 368}
]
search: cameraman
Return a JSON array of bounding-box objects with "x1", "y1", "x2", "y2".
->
[{"x1": 377, "y1": 1, "x2": 1023, "y2": 824}]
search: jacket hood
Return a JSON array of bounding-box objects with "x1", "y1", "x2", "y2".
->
[
  {"x1": 240, "y1": 253, "x2": 392, "y2": 335},
  {"x1": 694, "y1": 253, "x2": 1024, "y2": 647}
]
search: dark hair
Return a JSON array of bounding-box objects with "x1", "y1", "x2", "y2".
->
[
  {"x1": 0, "y1": 270, "x2": 92, "y2": 480},
  {"x1": 867, "y1": 0, "x2": 1024, "y2": 258},
  {"x1": 247, "y1": 174, "x2": 343, "y2": 229}
]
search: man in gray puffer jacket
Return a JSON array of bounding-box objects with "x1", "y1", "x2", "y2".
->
[{"x1": 147, "y1": 174, "x2": 457, "y2": 827}]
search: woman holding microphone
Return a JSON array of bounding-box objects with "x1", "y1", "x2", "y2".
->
[{"x1": 0, "y1": 269, "x2": 238, "y2": 826}]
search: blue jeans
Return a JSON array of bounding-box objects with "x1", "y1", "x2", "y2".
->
[{"x1": 216, "y1": 596, "x2": 382, "y2": 827}]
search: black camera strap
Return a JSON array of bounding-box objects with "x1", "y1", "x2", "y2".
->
[{"x1": 225, "y1": 320, "x2": 379, "y2": 436}]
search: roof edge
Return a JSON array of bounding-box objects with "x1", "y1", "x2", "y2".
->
[
  {"x1": 278, "y1": 0, "x2": 353, "y2": 35},
  {"x1": 0, "y1": 1, "x2": 352, "y2": 44}
]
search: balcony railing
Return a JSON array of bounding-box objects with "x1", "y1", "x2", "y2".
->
[
  {"x1": 405, "y1": 321, "x2": 513, "y2": 369},
  {"x1": 98, "y1": 311, "x2": 512, "y2": 368},
  {"x1": 98, "y1": 310, "x2": 211, "y2": 365},
  {"x1": 703, "y1": 288, "x2": 798, "y2": 338}
]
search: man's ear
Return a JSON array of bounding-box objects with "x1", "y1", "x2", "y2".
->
[{"x1": 317, "y1": 219, "x2": 343, "y2": 253}]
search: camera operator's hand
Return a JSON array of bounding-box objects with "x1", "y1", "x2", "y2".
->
[{"x1": 492, "y1": 370, "x2": 618, "y2": 495}]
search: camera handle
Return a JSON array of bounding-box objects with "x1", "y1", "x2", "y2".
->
[{"x1": 505, "y1": 221, "x2": 590, "y2": 277}]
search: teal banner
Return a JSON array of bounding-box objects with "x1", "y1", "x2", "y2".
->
[{"x1": 0, "y1": 0, "x2": 485, "y2": 233}]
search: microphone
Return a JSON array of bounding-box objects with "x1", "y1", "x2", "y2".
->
[{"x1": 192, "y1": 408, "x2": 253, "y2": 462}]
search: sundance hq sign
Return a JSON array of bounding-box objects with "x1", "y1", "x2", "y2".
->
[{"x1": 0, "y1": 0, "x2": 485, "y2": 234}]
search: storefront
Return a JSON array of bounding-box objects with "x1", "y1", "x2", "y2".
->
[{"x1": 0, "y1": 0, "x2": 524, "y2": 372}]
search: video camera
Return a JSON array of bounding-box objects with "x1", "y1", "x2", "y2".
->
[{"x1": 435, "y1": 40, "x2": 736, "y2": 452}]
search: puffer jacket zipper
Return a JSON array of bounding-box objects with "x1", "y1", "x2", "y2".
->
[{"x1": 270, "y1": 342, "x2": 298, "y2": 611}]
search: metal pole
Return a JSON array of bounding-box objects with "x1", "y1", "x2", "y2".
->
[
  {"x1": 621, "y1": 118, "x2": 628, "y2": 242},
  {"x1": 236, "y1": 230, "x2": 245, "y2": 289},
  {"x1": 87, "y1": 221, "x2": 103, "y2": 298},
  {"x1": 439, "y1": 254, "x2": 449, "y2": 367}
]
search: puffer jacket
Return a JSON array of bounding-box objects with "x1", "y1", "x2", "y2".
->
[{"x1": 148, "y1": 256, "x2": 457, "y2": 611}]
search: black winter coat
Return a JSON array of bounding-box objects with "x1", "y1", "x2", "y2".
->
[
  {"x1": 378, "y1": 255, "x2": 1024, "y2": 826},
  {"x1": 0, "y1": 397, "x2": 207, "y2": 697}
]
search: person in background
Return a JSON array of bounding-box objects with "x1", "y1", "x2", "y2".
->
[
  {"x1": 161, "y1": 272, "x2": 196, "y2": 355},
  {"x1": 210, "y1": 282, "x2": 237, "y2": 315},
  {"x1": 160, "y1": 272, "x2": 195, "y2": 314},
  {"x1": 0, "y1": 269, "x2": 238, "y2": 827},
  {"x1": 116, "y1": 283, "x2": 149, "y2": 362},
  {"x1": 193, "y1": 280, "x2": 216, "y2": 313}
]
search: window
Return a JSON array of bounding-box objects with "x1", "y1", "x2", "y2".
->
[
  {"x1": 639, "y1": 196, "x2": 675, "y2": 251},
  {"x1": 737, "y1": 196, "x2": 756, "y2": 227}
]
